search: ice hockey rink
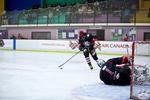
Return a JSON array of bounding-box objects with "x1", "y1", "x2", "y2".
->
[{"x1": 0, "y1": 50, "x2": 150, "y2": 100}]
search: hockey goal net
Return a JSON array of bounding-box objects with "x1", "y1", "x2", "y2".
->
[{"x1": 130, "y1": 41, "x2": 150, "y2": 100}]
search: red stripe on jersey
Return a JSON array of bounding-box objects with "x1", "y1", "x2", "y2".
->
[
  {"x1": 105, "y1": 68, "x2": 113, "y2": 75},
  {"x1": 107, "y1": 61, "x2": 115, "y2": 66},
  {"x1": 117, "y1": 65, "x2": 124, "y2": 69},
  {"x1": 121, "y1": 56, "x2": 128, "y2": 64}
]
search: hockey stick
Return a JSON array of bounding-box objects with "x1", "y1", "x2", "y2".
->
[
  {"x1": 58, "y1": 51, "x2": 80, "y2": 69},
  {"x1": 126, "y1": 44, "x2": 132, "y2": 65},
  {"x1": 126, "y1": 45, "x2": 129, "y2": 56}
]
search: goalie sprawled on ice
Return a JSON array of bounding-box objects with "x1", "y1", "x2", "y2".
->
[{"x1": 98, "y1": 56, "x2": 131, "y2": 85}]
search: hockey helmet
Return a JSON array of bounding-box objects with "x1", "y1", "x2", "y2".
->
[
  {"x1": 98, "y1": 59, "x2": 105, "y2": 68},
  {"x1": 79, "y1": 31, "x2": 85, "y2": 37}
]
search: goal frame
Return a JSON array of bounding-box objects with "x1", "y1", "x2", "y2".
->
[{"x1": 130, "y1": 41, "x2": 150, "y2": 99}]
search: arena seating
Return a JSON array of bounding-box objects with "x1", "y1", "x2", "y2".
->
[{"x1": 2, "y1": 0, "x2": 148, "y2": 25}]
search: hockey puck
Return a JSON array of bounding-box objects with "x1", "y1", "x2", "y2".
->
[{"x1": 60, "y1": 68, "x2": 63, "y2": 69}]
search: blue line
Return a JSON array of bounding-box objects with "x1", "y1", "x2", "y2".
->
[{"x1": 13, "y1": 39, "x2": 16, "y2": 50}]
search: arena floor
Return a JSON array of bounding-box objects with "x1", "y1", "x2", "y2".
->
[{"x1": 0, "y1": 51, "x2": 149, "y2": 100}]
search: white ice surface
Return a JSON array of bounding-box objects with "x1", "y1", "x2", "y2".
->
[{"x1": 0, "y1": 51, "x2": 149, "y2": 100}]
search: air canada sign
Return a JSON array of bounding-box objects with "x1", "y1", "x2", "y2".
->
[
  {"x1": 101, "y1": 42, "x2": 131, "y2": 48},
  {"x1": 98, "y1": 41, "x2": 132, "y2": 54},
  {"x1": 101, "y1": 43, "x2": 130, "y2": 48}
]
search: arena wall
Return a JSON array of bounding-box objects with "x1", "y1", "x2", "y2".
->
[
  {"x1": 5, "y1": 25, "x2": 150, "y2": 41},
  {"x1": 0, "y1": 39, "x2": 132, "y2": 55},
  {"x1": 7, "y1": 27, "x2": 57, "y2": 39}
]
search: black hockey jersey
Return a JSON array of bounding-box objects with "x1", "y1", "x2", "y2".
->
[
  {"x1": 78, "y1": 33, "x2": 96, "y2": 49},
  {"x1": 100, "y1": 57, "x2": 131, "y2": 85}
]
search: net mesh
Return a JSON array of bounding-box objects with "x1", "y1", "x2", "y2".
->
[{"x1": 130, "y1": 42, "x2": 150, "y2": 100}]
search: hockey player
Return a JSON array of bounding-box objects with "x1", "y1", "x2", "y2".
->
[
  {"x1": 98, "y1": 56, "x2": 131, "y2": 85},
  {"x1": 0, "y1": 32, "x2": 4, "y2": 47},
  {"x1": 78, "y1": 30, "x2": 101, "y2": 70}
]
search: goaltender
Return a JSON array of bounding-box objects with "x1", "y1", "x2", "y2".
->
[{"x1": 98, "y1": 56, "x2": 131, "y2": 85}]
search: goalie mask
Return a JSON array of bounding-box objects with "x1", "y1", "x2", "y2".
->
[{"x1": 98, "y1": 59, "x2": 105, "y2": 68}]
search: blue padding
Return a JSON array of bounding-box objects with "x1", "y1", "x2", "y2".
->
[
  {"x1": 13, "y1": 39, "x2": 16, "y2": 50},
  {"x1": 5, "y1": 0, "x2": 41, "y2": 11}
]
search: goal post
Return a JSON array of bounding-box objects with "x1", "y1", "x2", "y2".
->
[{"x1": 130, "y1": 41, "x2": 150, "y2": 100}]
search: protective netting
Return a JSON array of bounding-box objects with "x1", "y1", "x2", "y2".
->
[
  {"x1": 131, "y1": 64, "x2": 150, "y2": 100},
  {"x1": 130, "y1": 41, "x2": 150, "y2": 100}
]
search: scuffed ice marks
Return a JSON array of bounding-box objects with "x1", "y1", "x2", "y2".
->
[{"x1": 72, "y1": 83, "x2": 130, "y2": 100}]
